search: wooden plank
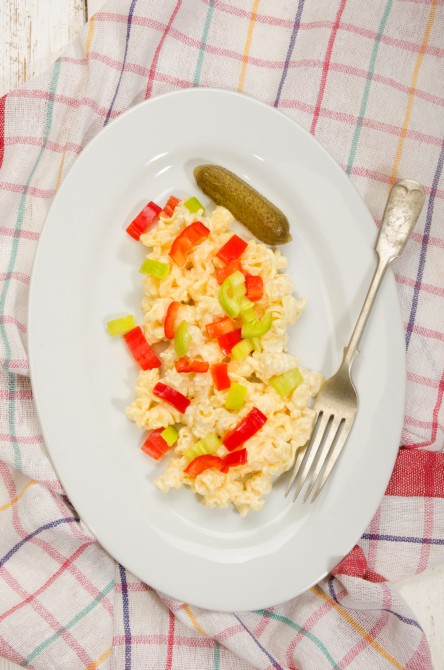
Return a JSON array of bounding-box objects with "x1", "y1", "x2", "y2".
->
[{"x1": 0, "y1": 0, "x2": 86, "y2": 96}]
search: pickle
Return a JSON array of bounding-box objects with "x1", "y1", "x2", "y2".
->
[{"x1": 193, "y1": 164, "x2": 291, "y2": 245}]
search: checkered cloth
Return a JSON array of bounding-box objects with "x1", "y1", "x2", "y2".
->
[{"x1": 1, "y1": 1, "x2": 443, "y2": 668}]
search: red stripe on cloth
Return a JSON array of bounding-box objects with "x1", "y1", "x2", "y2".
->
[
  {"x1": 0, "y1": 271, "x2": 30, "y2": 284},
  {"x1": 396, "y1": 273, "x2": 444, "y2": 298},
  {"x1": 411, "y1": 230, "x2": 444, "y2": 249},
  {"x1": 165, "y1": 611, "x2": 175, "y2": 670},
  {"x1": 367, "y1": 506, "x2": 381, "y2": 575},
  {"x1": 407, "y1": 371, "x2": 441, "y2": 389},
  {"x1": 407, "y1": 323, "x2": 444, "y2": 343},
  {"x1": 0, "y1": 182, "x2": 55, "y2": 199},
  {"x1": 5, "y1": 136, "x2": 82, "y2": 155},
  {"x1": 0, "y1": 95, "x2": 5, "y2": 169},
  {"x1": 0, "y1": 358, "x2": 29, "y2": 370},
  {"x1": 385, "y1": 449, "x2": 444, "y2": 497},
  {"x1": 0, "y1": 433, "x2": 42, "y2": 444},
  {"x1": 145, "y1": 0, "x2": 183, "y2": 99},
  {"x1": 0, "y1": 226, "x2": 40, "y2": 240},
  {"x1": 310, "y1": 0, "x2": 347, "y2": 134},
  {"x1": 253, "y1": 610, "x2": 273, "y2": 638},
  {"x1": 405, "y1": 416, "x2": 435, "y2": 430},
  {"x1": 347, "y1": 165, "x2": 444, "y2": 200},
  {"x1": 0, "y1": 389, "x2": 32, "y2": 400},
  {"x1": 282, "y1": 97, "x2": 444, "y2": 148},
  {"x1": 0, "y1": 316, "x2": 27, "y2": 333},
  {"x1": 416, "y1": 497, "x2": 434, "y2": 572},
  {"x1": 96, "y1": 8, "x2": 444, "y2": 57}
]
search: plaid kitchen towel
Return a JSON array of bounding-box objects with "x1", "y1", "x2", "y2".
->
[{"x1": 1, "y1": 0, "x2": 443, "y2": 668}]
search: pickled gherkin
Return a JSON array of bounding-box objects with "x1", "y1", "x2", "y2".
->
[{"x1": 194, "y1": 164, "x2": 291, "y2": 245}]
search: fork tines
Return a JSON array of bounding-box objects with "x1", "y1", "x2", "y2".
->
[{"x1": 285, "y1": 411, "x2": 353, "y2": 503}]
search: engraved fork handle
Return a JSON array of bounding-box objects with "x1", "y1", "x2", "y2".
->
[{"x1": 342, "y1": 180, "x2": 425, "y2": 369}]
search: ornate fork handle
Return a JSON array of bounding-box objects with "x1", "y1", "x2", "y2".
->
[{"x1": 343, "y1": 179, "x2": 425, "y2": 370}]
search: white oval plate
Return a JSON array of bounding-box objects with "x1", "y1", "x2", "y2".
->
[{"x1": 29, "y1": 89, "x2": 404, "y2": 612}]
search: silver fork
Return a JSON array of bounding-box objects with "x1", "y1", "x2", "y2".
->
[{"x1": 286, "y1": 179, "x2": 425, "y2": 504}]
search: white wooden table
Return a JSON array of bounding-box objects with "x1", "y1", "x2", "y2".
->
[{"x1": 0, "y1": 2, "x2": 443, "y2": 669}]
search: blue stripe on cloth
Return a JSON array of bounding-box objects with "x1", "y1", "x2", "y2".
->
[
  {"x1": 234, "y1": 614, "x2": 283, "y2": 670},
  {"x1": 406, "y1": 138, "x2": 444, "y2": 349},
  {"x1": 104, "y1": 0, "x2": 138, "y2": 125},
  {"x1": 328, "y1": 576, "x2": 339, "y2": 603},
  {"x1": 274, "y1": 0, "x2": 306, "y2": 107},
  {"x1": 0, "y1": 517, "x2": 79, "y2": 567},
  {"x1": 119, "y1": 564, "x2": 132, "y2": 670},
  {"x1": 363, "y1": 533, "x2": 444, "y2": 545}
]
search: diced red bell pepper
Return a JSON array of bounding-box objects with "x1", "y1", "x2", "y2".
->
[
  {"x1": 184, "y1": 454, "x2": 225, "y2": 478},
  {"x1": 210, "y1": 363, "x2": 231, "y2": 391},
  {"x1": 126, "y1": 201, "x2": 162, "y2": 241},
  {"x1": 174, "y1": 357, "x2": 209, "y2": 373},
  {"x1": 222, "y1": 448, "x2": 248, "y2": 472},
  {"x1": 205, "y1": 316, "x2": 238, "y2": 340},
  {"x1": 169, "y1": 221, "x2": 211, "y2": 266},
  {"x1": 123, "y1": 326, "x2": 161, "y2": 370},
  {"x1": 215, "y1": 259, "x2": 245, "y2": 285},
  {"x1": 160, "y1": 195, "x2": 181, "y2": 218},
  {"x1": 164, "y1": 301, "x2": 180, "y2": 340},
  {"x1": 245, "y1": 274, "x2": 264, "y2": 301},
  {"x1": 140, "y1": 428, "x2": 170, "y2": 460},
  {"x1": 153, "y1": 382, "x2": 190, "y2": 413},
  {"x1": 217, "y1": 328, "x2": 242, "y2": 356},
  {"x1": 216, "y1": 234, "x2": 248, "y2": 264},
  {"x1": 222, "y1": 407, "x2": 267, "y2": 451}
]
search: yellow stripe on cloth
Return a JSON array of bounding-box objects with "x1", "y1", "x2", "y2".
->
[
  {"x1": 312, "y1": 585, "x2": 404, "y2": 670},
  {"x1": 183, "y1": 604, "x2": 208, "y2": 636},
  {"x1": 85, "y1": 646, "x2": 112, "y2": 670},
  {"x1": 390, "y1": 0, "x2": 437, "y2": 184},
  {"x1": 0, "y1": 480, "x2": 36, "y2": 512},
  {"x1": 86, "y1": 16, "x2": 96, "y2": 61},
  {"x1": 55, "y1": 147, "x2": 67, "y2": 191},
  {"x1": 237, "y1": 0, "x2": 261, "y2": 92}
]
